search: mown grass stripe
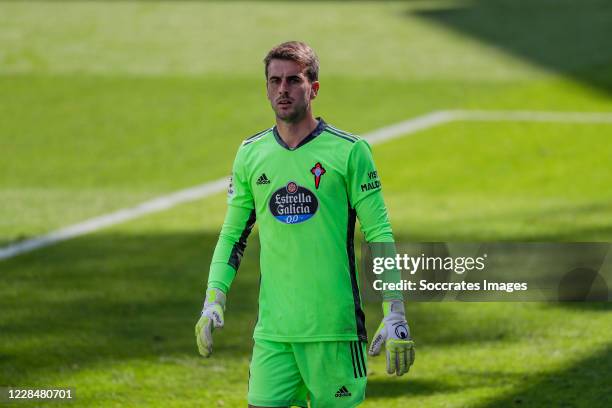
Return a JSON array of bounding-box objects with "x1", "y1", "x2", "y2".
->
[{"x1": 3, "y1": 109, "x2": 612, "y2": 261}]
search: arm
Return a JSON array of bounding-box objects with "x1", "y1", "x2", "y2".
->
[
  {"x1": 196, "y1": 147, "x2": 255, "y2": 357},
  {"x1": 347, "y1": 139, "x2": 401, "y2": 300},
  {"x1": 347, "y1": 139, "x2": 415, "y2": 376},
  {"x1": 207, "y1": 204, "x2": 256, "y2": 294},
  {"x1": 353, "y1": 184, "x2": 402, "y2": 302}
]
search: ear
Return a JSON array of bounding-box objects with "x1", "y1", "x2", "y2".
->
[{"x1": 310, "y1": 81, "x2": 320, "y2": 100}]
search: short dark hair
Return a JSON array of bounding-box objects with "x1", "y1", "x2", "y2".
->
[{"x1": 263, "y1": 41, "x2": 319, "y2": 82}]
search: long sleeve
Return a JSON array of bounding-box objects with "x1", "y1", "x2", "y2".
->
[
  {"x1": 207, "y1": 147, "x2": 256, "y2": 294},
  {"x1": 347, "y1": 139, "x2": 402, "y2": 301}
]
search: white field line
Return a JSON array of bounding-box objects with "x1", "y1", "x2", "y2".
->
[
  {"x1": 362, "y1": 110, "x2": 457, "y2": 144},
  {"x1": 1, "y1": 109, "x2": 612, "y2": 261},
  {"x1": 0, "y1": 178, "x2": 227, "y2": 260}
]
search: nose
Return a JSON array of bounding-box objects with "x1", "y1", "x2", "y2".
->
[{"x1": 278, "y1": 79, "x2": 289, "y2": 95}]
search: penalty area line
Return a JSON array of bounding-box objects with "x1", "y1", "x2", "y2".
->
[{"x1": 1, "y1": 109, "x2": 612, "y2": 261}]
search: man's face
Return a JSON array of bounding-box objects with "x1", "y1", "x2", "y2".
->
[{"x1": 266, "y1": 59, "x2": 319, "y2": 123}]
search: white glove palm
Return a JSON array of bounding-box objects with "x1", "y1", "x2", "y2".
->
[
  {"x1": 368, "y1": 300, "x2": 415, "y2": 376},
  {"x1": 195, "y1": 288, "x2": 226, "y2": 357}
]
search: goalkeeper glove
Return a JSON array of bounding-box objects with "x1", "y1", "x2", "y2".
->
[
  {"x1": 195, "y1": 287, "x2": 226, "y2": 357},
  {"x1": 368, "y1": 300, "x2": 415, "y2": 376}
]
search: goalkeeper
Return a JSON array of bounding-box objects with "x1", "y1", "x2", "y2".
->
[{"x1": 196, "y1": 41, "x2": 415, "y2": 408}]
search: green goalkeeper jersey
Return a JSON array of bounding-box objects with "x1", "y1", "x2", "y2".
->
[{"x1": 208, "y1": 118, "x2": 396, "y2": 342}]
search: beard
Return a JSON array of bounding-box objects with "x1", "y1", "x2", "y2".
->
[{"x1": 273, "y1": 99, "x2": 309, "y2": 123}]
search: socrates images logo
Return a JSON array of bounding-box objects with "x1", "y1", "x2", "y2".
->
[{"x1": 269, "y1": 181, "x2": 319, "y2": 224}]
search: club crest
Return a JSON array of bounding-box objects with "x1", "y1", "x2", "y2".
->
[{"x1": 310, "y1": 162, "x2": 326, "y2": 189}]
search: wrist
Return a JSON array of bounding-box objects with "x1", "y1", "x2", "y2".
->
[
  {"x1": 204, "y1": 287, "x2": 226, "y2": 311},
  {"x1": 382, "y1": 300, "x2": 405, "y2": 317}
]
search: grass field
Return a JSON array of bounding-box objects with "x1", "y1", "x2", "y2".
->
[{"x1": 1, "y1": 1, "x2": 611, "y2": 407}]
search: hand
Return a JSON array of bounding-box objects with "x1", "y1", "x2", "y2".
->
[
  {"x1": 195, "y1": 288, "x2": 226, "y2": 357},
  {"x1": 368, "y1": 300, "x2": 415, "y2": 376}
]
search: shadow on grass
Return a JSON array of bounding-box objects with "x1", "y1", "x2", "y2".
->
[
  {"x1": 477, "y1": 345, "x2": 612, "y2": 408},
  {"x1": 0, "y1": 230, "x2": 609, "y2": 388},
  {"x1": 367, "y1": 348, "x2": 612, "y2": 406},
  {"x1": 369, "y1": 346, "x2": 612, "y2": 405},
  {"x1": 412, "y1": 0, "x2": 612, "y2": 95},
  {"x1": 367, "y1": 377, "x2": 455, "y2": 399},
  {"x1": 547, "y1": 302, "x2": 612, "y2": 312},
  {"x1": 0, "y1": 231, "x2": 261, "y2": 384},
  {"x1": 0, "y1": 231, "x2": 525, "y2": 384}
]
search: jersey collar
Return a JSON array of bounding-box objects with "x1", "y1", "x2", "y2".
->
[{"x1": 273, "y1": 117, "x2": 326, "y2": 151}]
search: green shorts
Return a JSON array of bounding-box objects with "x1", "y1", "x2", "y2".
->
[{"x1": 248, "y1": 339, "x2": 368, "y2": 408}]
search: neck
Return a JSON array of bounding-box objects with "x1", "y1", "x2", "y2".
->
[{"x1": 276, "y1": 113, "x2": 319, "y2": 149}]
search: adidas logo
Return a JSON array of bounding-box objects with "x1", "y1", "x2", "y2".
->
[
  {"x1": 256, "y1": 173, "x2": 270, "y2": 185},
  {"x1": 335, "y1": 386, "x2": 351, "y2": 398}
]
